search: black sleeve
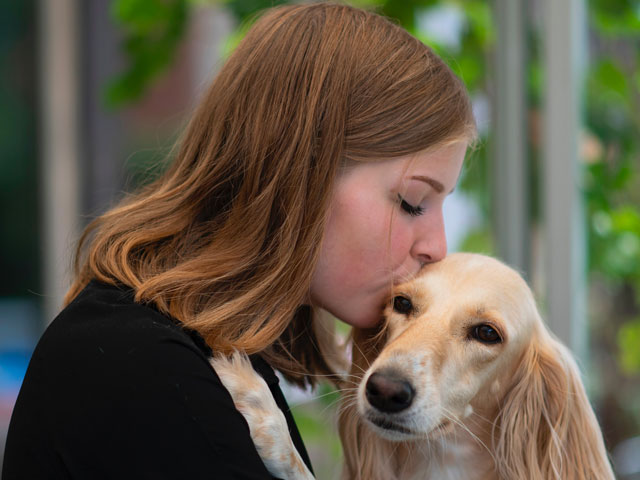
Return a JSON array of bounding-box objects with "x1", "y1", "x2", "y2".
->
[{"x1": 2, "y1": 292, "x2": 277, "y2": 480}]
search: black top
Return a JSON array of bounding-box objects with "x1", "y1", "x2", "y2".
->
[{"x1": 2, "y1": 280, "x2": 313, "y2": 479}]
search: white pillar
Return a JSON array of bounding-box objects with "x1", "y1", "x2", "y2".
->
[
  {"x1": 493, "y1": 0, "x2": 530, "y2": 278},
  {"x1": 39, "y1": 0, "x2": 82, "y2": 323},
  {"x1": 542, "y1": 0, "x2": 588, "y2": 360}
]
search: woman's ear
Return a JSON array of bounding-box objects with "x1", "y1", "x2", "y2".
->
[{"x1": 495, "y1": 331, "x2": 615, "y2": 480}]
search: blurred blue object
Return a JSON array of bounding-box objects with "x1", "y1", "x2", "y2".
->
[
  {"x1": 614, "y1": 435, "x2": 640, "y2": 479},
  {"x1": 0, "y1": 299, "x2": 41, "y2": 350},
  {"x1": 0, "y1": 298, "x2": 41, "y2": 400},
  {"x1": 0, "y1": 351, "x2": 31, "y2": 398},
  {"x1": 1, "y1": 298, "x2": 41, "y2": 471}
]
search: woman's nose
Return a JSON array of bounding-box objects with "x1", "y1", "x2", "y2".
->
[{"x1": 412, "y1": 212, "x2": 447, "y2": 266}]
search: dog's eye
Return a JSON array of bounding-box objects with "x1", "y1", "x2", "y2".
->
[
  {"x1": 470, "y1": 324, "x2": 502, "y2": 344},
  {"x1": 392, "y1": 296, "x2": 413, "y2": 315}
]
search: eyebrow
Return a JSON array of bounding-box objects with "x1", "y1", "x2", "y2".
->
[{"x1": 409, "y1": 175, "x2": 452, "y2": 194}]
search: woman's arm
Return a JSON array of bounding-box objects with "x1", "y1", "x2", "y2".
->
[{"x1": 3, "y1": 284, "x2": 276, "y2": 479}]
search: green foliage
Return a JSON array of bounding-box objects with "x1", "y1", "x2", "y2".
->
[
  {"x1": 590, "y1": 0, "x2": 640, "y2": 36},
  {"x1": 219, "y1": 0, "x2": 288, "y2": 22},
  {"x1": 584, "y1": 1, "x2": 640, "y2": 376},
  {"x1": 458, "y1": 227, "x2": 495, "y2": 256},
  {"x1": 219, "y1": 16, "x2": 254, "y2": 58},
  {"x1": 289, "y1": 386, "x2": 343, "y2": 476},
  {"x1": 589, "y1": 204, "x2": 640, "y2": 282},
  {"x1": 106, "y1": 0, "x2": 189, "y2": 107},
  {"x1": 618, "y1": 318, "x2": 640, "y2": 374}
]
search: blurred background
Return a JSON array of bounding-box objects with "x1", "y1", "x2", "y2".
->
[{"x1": 1, "y1": 0, "x2": 639, "y2": 477}]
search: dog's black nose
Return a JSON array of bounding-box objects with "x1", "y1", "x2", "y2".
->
[{"x1": 365, "y1": 370, "x2": 415, "y2": 413}]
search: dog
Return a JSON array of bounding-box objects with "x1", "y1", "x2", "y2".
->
[{"x1": 211, "y1": 253, "x2": 615, "y2": 479}]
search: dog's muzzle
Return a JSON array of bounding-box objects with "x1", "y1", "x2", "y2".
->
[{"x1": 365, "y1": 369, "x2": 415, "y2": 413}]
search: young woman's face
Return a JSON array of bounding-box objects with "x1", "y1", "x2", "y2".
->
[{"x1": 309, "y1": 142, "x2": 467, "y2": 329}]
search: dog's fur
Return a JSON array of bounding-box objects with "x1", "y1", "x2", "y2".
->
[
  {"x1": 212, "y1": 253, "x2": 615, "y2": 479},
  {"x1": 210, "y1": 353, "x2": 313, "y2": 479}
]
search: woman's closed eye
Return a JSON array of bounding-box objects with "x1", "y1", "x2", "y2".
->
[{"x1": 397, "y1": 194, "x2": 424, "y2": 217}]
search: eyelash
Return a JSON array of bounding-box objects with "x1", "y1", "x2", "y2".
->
[{"x1": 397, "y1": 194, "x2": 425, "y2": 217}]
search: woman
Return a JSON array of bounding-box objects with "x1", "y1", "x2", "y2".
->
[{"x1": 3, "y1": 3, "x2": 475, "y2": 479}]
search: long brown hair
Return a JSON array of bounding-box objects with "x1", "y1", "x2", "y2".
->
[{"x1": 65, "y1": 2, "x2": 476, "y2": 386}]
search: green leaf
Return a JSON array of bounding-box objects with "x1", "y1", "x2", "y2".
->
[
  {"x1": 111, "y1": 0, "x2": 173, "y2": 33},
  {"x1": 593, "y1": 59, "x2": 629, "y2": 98},
  {"x1": 106, "y1": 0, "x2": 188, "y2": 107},
  {"x1": 591, "y1": 1, "x2": 640, "y2": 37},
  {"x1": 460, "y1": 0, "x2": 494, "y2": 46},
  {"x1": 611, "y1": 205, "x2": 640, "y2": 234},
  {"x1": 220, "y1": 19, "x2": 253, "y2": 58},
  {"x1": 618, "y1": 318, "x2": 640, "y2": 375},
  {"x1": 458, "y1": 227, "x2": 495, "y2": 256},
  {"x1": 220, "y1": 0, "x2": 289, "y2": 23}
]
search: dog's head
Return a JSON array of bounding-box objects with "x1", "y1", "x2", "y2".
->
[
  {"x1": 347, "y1": 252, "x2": 614, "y2": 480},
  {"x1": 357, "y1": 252, "x2": 539, "y2": 441}
]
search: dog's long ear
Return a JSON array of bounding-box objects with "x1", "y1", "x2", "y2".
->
[
  {"x1": 349, "y1": 325, "x2": 388, "y2": 376},
  {"x1": 495, "y1": 330, "x2": 615, "y2": 480},
  {"x1": 339, "y1": 325, "x2": 396, "y2": 480}
]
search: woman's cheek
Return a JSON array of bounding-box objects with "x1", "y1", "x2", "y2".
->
[{"x1": 388, "y1": 220, "x2": 415, "y2": 270}]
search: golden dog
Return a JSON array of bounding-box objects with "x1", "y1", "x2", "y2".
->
[{"x1": 213, "y1": 253, "x2": 615, "y2": 479}]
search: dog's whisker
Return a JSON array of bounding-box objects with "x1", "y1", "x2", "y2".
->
[
  {"x1": 320, "y1": 391, "x2": 359, "y2": 415},
  {"x1": 440, "y1": 406, "x2": 497, "y2": 466},
  {"x1": 349, "y1": 340, "x2": 371, "y2": 372},
  {"x1": 386, "y1": 441, "x2": 402, "y2": 479},
  {"x1": 337, "y1": 397, "x2": 359, "y2": 413},
  {"x1": 291, "y1": 388, "x2": 352, "y2": 406},
  {"x1": 464, "y1": 410, "x2": 493, "y2": 427}
]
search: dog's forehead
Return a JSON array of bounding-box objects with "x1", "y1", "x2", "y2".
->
[
  {"x1": 396, "y1": 253, "x2": 535, "y2": 320},
  {"x1": 420, "y1": 254, "x2": 527, "y2": 293}
]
